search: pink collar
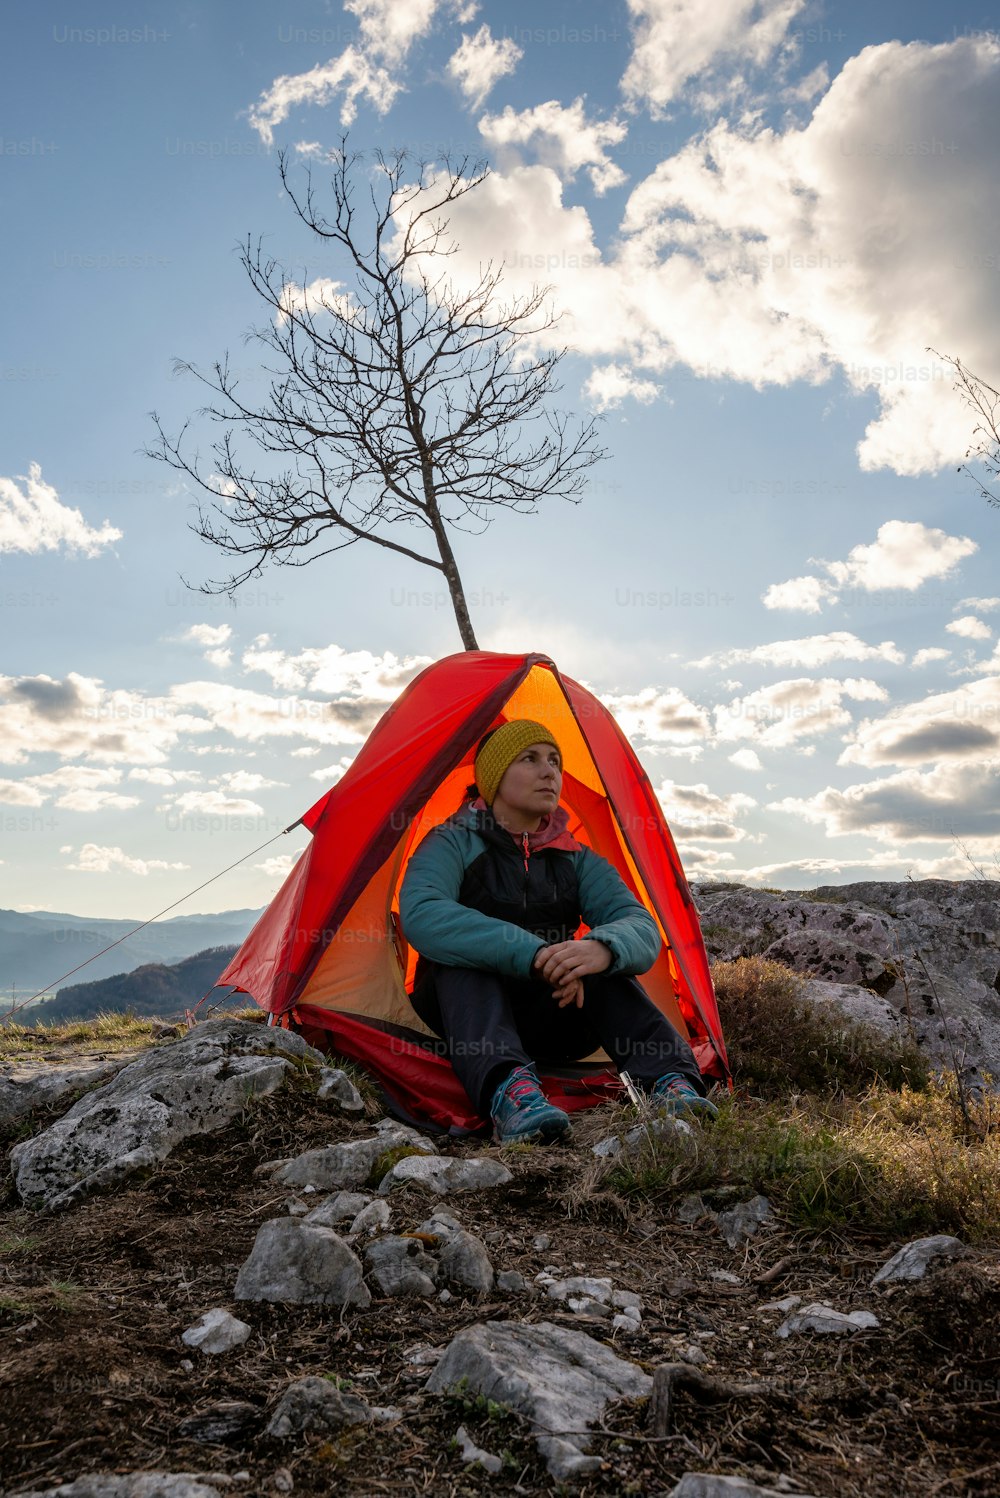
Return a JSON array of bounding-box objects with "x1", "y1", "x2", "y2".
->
[{"x1": 469, "y1": 796, "x2": 584, "y2": 852}]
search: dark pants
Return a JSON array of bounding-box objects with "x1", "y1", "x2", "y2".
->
[{"x1": 411, "y1": 962, "x2": 705, "y2": 1117}]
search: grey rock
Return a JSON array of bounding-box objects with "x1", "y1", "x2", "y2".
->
[
  {"x1": 0, "y1": 1057, "x2": 131, "y2": 1127},
  {"x1": 676, "y1": 1193, "x2": 711, "y2": 1224},
  {"x1": 593, "y1": 1114, "x2": 693, "y2": 1157},
  {"x1": 454, "y1": 1424, "x2": 503, "y2": 1474},
  {"x1": 668, "y1": 1476, "x2": 818, "y2": 1498},
  {"x1": 10, "y1": 1020, "x2": 322, "y2": 1212},
  {"x1": 177, "y1": 1401, "x2": 264, "y2": 1444},
  {"x1": 304, "y1": 1190, "x2": 371, "y2": 1227},
  {"x1": 716, "y1": 1195, "x2": 774, "y2": 1249},
  {"x1": 872, "y1": 1234, "x2": 969, "y2": 1285},
  {"x1": 611, "y1": 1314, "x2": 640, "y2": 1334},
  {"x1": 532, "y1": 1233, "x2": 551, "y2": 1251},
  {"x1": 694, "y1": 879, "x2": 1000, "y2": 1085},
  {"x1": 759, "y1": 1295, "x2": 802, "y2": 1314},
  {"x1": 265, "y1": 1375, "x2": 373, "y2": 1437},
  {"x1": 377, "y1": 1154, "x2": 512, "y2": 1195},
  {"x1": 546, "y1": 1274, "x2": 614, "y2": 1304},
  {"x1": 417, "y1": 1208, "x2": 464, "y2": 1235},
  {"x1": 348, "y1": 1199, "x2": 391, "y2": 1236},
  {"x1": 316, "y1": 1067, "x2": 365, "y2": 1111},
  {"x1": 234, "y1": 1218, "x2": 370, "y2": 1307},
  {"x1": 776, "y1": 1302, "x2": 879, "y2": 1337},
  {"x1": 181, "y1": 1308, "x2": 252, "y2": 1356},
  {"x1": 679, "y1": 1344, "x2": 708, "y2": 1365},
  {"x1": 275, "y1": 1130, "x2": 436, "y2": 1192},
  {"x1": 496, "y1": 1270, "x2": 528, "y2": 1294},
  {"x1": 438, "y1": 1229, "x2": 494, "y2": 1293},
  {"x1": 403, "y1": 1342, "x2": 444, "y2": 1366},
  {"x1": 363, "y1": 1235, "x2": 438, "y2": 1297},
  {"x1": 427, "y1": 1318, "x2": 652, "y2": 1479},
  {"x1": 8, "y1": 1478, "x2": 232, "y2": 1497}
]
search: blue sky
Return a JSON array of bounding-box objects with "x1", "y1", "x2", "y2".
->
[{"x1": 2, "y1": 0, "x2": 999, "y2": 919}]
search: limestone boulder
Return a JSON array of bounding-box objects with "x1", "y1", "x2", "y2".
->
[
  {"x1": 234, "y1": 1218, "x2": 370, "y2": 1307},
  {"x1": 695, "y1": 879, "x2": 1000, "y2": 1084},
  {"x1": 10, "y1": 1020, "x2": 322, "y2": 1212},
  {"x1": 427, "y1": 1318, "x2": 652, "y2": 1479}
]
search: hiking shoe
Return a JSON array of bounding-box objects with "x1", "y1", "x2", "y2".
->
[
  {"x1": 648, "y1": 1072, "x2": 719, "y2": 1121},
  {"x1": 490, "y1": 1063, "x2": 573, "y2": 1145}
]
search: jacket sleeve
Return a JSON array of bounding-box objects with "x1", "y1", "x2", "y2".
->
[
  {"x1": 399, "y1": 825, "x2": 545, "y2": 979},
  {"x1": 575, "y1": 848, "x2": 662, "y2": 975}
]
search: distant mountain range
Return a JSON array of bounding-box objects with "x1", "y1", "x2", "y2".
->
[
  {"x1": 0, "y1": 906, "x2": 263, "y2": 999},
  {"x1": 29, "y1": 945, "x2": 242, "y2": 1024}
]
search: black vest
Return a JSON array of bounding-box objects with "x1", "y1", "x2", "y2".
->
[{"x1": 457, "y1": 809, "x2": 580, "y2": 946}]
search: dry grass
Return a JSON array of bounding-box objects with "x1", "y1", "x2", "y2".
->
[
  {"x1": 577, "y1": 1082, "x2": 1000, "y2": 1244},
  {"x1": 712, "y1": 954, "x2": 929, "y2": 1096},
  {"x1": 0, "y1": 1004, "x2": 263, "y2": 1059}
]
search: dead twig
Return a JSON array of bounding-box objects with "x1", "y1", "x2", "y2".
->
[
  {"x1": 649, "y1": 1362, "x2": 789, "y2": 1438},
  {"x1": 754, "y1": 1254, "x2": 796, "y2": 1286}
]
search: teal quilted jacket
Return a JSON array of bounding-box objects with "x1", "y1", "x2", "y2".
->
[{"x1": 399, "y1": 806, "x2": 661, "y2": 979}]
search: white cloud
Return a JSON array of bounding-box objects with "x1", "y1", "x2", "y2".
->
[
  {"x1": 957, "y1": 596, "x2": 1000, "y2": 613},
  {"x1": 163, "y1": 791, "x2": 265, "y2": 817},
  {"x1": 290, "y1": 746, "x2": 322, "y2": 758},
  {"x1": 769, "y1": 760, "x2": 1000, "y2": 845},
  {"x1": 728, "y1": 748, "x2": 763, "y2": 771},
  {"x1": 947, "y1": 615, "x2": 992, "y2": 641},
  {"x1": 655, "y1": 779, "x2": 756, "y2": 842},
  {"x1": 204, "y1": 649, "x2": 233, "y2": 669},
  {"x1": 127, "y1": 768, "x2": 203, "y2": 786},
  {"x1": 621, "y1": 0, "x2": 806, "y2": 114},
  {"x1": 309, "y1": 756, "x2": 356, "y2": 783},
  {"x1": 840, "y1": 676, "x2": 1000, "y2": 767},
  {"x1": 715, "y1": 677, "x2": 887, "y2": 748},
  {"x1": 346, "y1": 0, "x2": 440, "y2": 65},
  {"x1": 255, "y1": 854, "x2": 302, "y2": 879},
  {"x1": 0, "y1": 463, "x2": 122, "y2": 557},
  {"x1": 584, "y1": 364, "x2": 661, "y2": 411},
  {"x1": 912, "y1": 647, "x2": 951, "y2": 667},
  {"x1": 185, "y1": 624, "x2": 232, "y2": 648},
  {"x1": 27, "y1": 766, "x2": 138, "y2": 807},
  {"x1": 0, "y1": 672, "x2": 211, "y2": 768},
  {"x1": 241, "y1": 643, "x2": 431, "y2": 698},
  {"x1": 64, "y1": 844, "x2": 190, "y2": 875},
  {"x1": 248, "y1": 48, "x2": 400, "y2": 143},
  {"x1": 764, "y1": 521, "x2": 977, "y2": 612},
  {"x1": 619, "y1": 37, "x2": 1000, "y2": 475},
  {"x1": 762, "y1": 575, "x2": 832, "y2": 613},
  {"x1": 0, "y1": 779, "x2": 46, "y2": 807},
  {"x1": 276, "y1": 278, "x2": 355, "y2": 326},
  {"x1": 706, "y1": 849, "x2": 996, "y2": 885},
  {"x1": 447, "y1": 24, "x2": 521, "y2": 108},
  {"x1": 218, "y1": 771, "x2": 285, "y2": 793},
  {"x1": 599, "y1": 686, "x2": 713, "y2": 746},
  {"x1": 478, "y1": 98, "x2": 626, "y2": 194},
  {"x1": 691, "y1": 631, "x2": 904, "y2": 670}
]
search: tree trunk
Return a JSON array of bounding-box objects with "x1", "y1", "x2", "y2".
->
[{"x1": 425, "y1": 495, "x2": 480, "y2": 650}]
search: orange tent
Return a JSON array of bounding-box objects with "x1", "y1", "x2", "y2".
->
[{"x1": 218, "y1": 651, "x2": 728, "y2": 1129}]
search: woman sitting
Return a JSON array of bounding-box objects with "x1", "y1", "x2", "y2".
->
[{"x1": 399, "y1": 719, "x2": 717, "y2": 1143}]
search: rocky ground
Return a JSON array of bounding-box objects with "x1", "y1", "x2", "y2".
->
[{"x1": 1, "y1": 1014, "x2": 999, "y2": 1498}]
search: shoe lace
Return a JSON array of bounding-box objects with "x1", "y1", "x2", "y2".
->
[{"x1": 503, "y1": 1065, "x2": 543, "y2": 1109}]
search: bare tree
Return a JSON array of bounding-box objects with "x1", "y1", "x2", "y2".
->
[
  {"x1": 148, "y1": 142, "x2": 606, "y2": 649},
  {"x1": 933, "y1": 349, "x2": 1000, "y2": 510}
]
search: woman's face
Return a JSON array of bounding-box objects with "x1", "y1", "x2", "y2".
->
[{"x1": 495, "y1": 742, "x2": 563, "y2": 816}]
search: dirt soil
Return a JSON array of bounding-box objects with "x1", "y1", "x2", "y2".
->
[{"x1": 1, "y1": 1040, "x2": 999, "y2": 1498}]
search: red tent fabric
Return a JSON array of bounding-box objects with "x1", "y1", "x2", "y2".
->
[{"x1": 218, "y1": 651, "x2": 728, "y2": 1130}]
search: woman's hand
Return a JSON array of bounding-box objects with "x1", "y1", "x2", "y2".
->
[{"x1": 533, "y1": 938, "x2": 612, "y2": 1002}]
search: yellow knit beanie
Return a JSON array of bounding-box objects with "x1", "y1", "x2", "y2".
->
[{"x1": 474, "y1": 720, "x2": 561, "y2": 806}]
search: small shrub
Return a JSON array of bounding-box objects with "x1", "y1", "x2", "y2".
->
[{"x1": 712, "y1": 955, "x2": 929, "y2": 1096}]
